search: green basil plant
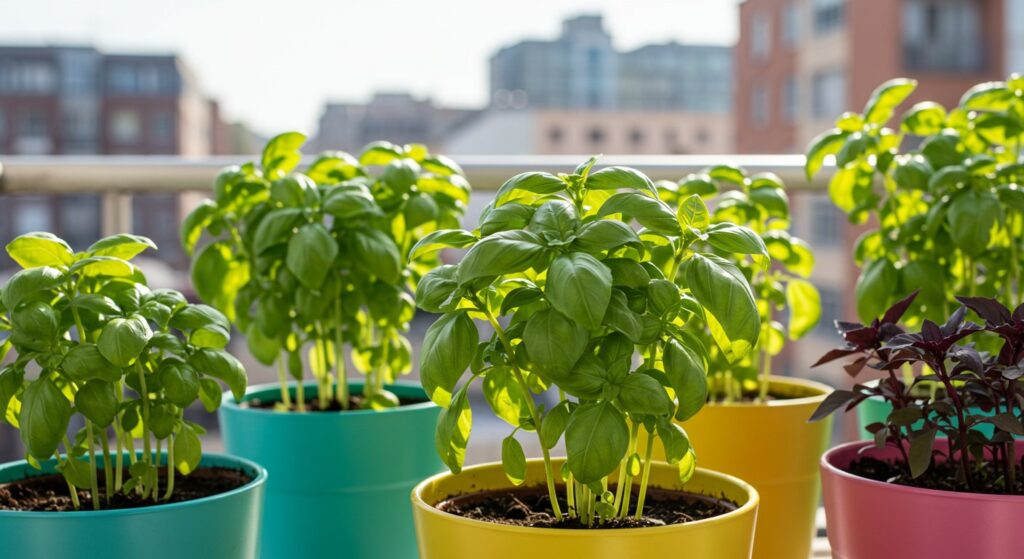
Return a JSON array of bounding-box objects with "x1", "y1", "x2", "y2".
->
[
  {"x1": 657, "y1": 167, "x2": 820, "y2": 401},
  {"x1": 414, "y1": 158, "x2": 765, "y2": 526},
  {"x1": 806, "y1": 74, "x2": 1024, "y2": 326},
  {"x1": 0, "y1": 233, "x2": 246, "y2": 510},
  {"x1": 184, "y1": 133, "x2": 469, "y2": 411}
]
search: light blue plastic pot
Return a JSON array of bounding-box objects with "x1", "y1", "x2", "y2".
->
[
  {"x1": 0, "y1": 452, "x2": 266, "y2": 558},
  {"x1": 219, "y1": 380, "x2": 442, "y2": 559}
]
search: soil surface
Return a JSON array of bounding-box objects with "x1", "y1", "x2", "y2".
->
[
  {"x1": 0, "y1": 467, "x2": 252, "y2": 512},
  {"x1": 848, "y1": 456, "x2": 1024, "y2": 495},
  {"x1": 709, "y1": 391, "x2": 785, "y2": 404},
  {"x1": 437, "y1": 484, "x2": 736, "y2": 529},
  {"x1": 243, "y1": 394, "x2": 427, "y2": 412}
]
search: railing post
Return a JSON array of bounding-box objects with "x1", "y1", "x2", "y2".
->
[{"x1": 101, "y1": 191, "x2": 133, "y2": 237}]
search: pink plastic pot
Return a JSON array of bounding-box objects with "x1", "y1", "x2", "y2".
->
[{"x1": 822, "y1": 440, "x2": 1024, "y2": 559}]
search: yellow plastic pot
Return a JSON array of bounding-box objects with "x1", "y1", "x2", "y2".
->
[
  {"x1": 673, "y1": 376, "x2": 832, "y2": 559},
  {"x1": 412, "y1": 458, "x2": 759, "y2": 558}
]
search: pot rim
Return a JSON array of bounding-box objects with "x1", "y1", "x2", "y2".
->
[
  {"x1": 220, "y1": 379, "x2": 438, "y2": 417},
  {"x1": 822, "y1": 439, "x2": 1024, "y2": 503},
  {"x1": 0, "y1": 452, "x2": 267, "y2": 518},
  {"x1": 706, "y1": 375, "x2": 832, "y2": 409},
  {"x1": 411, "y1": 458, "x2": 759, "y2": 536}
]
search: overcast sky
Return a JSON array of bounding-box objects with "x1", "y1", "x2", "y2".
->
[{"x1": 0, "y1": 0, "x2": 739, "y2": 135}]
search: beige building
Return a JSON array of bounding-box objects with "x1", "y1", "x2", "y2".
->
[{"x1": 443, "y1": 109, "x2": 733, "y2": 155}]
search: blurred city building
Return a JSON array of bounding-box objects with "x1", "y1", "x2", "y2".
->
[
  {"x1": 311, "y1": 92, "x2": 479, "y2": 154},
  {"x1": 735, "y1": 0, "x2": 1007, "y2": 154},
  {"x1": 443, "y1": 109, "x2": 733, "y2": 154},
  {"x1": 489, "y1": 15, "x2": 733, "y2": 112},
  {"x1": 0, "y1": 45, "x2": 246, "y2": 271}
]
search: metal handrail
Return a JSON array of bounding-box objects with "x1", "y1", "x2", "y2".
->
[{"x1": 0, "y1": 154, "x2": 825, "y2": 194}]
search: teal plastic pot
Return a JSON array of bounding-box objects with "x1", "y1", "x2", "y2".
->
[
  {"x1": 857, "y1": 381, "x2": 1009, "y2": 440},
  {"x1": 0, "y1": 453, "x2": 266, "y2": 558},
  {"x1": 219, "y1": 380, "x2": 442, "y2": 559}
]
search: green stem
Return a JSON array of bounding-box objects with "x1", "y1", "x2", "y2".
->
[
  {"x1": 481, "y1": 306, "x2": 563, "y2": 520},
  {"x1": 334, "y1": 297, "x2": 349, "y2": 409},
  {"x1": 100, "y1": 428, "x2": 112, "y2": 503},
  {"x1": 566, "y1": 473, "x2": 576, "y2": 518},
  {"x1": 618, "y1": 421, "x2": 641, "y2": 518},
  {"x1": 57, "y1": 443, "x2": 82, "y2": 510},
  {"x1": 277, "y1": 353, "x2": 292, "y2": 408},
  {"x1": 114, "y1": 380, "x2": 125, "y2": 491},
  {"x1": 634, "y1": 429, "x2": 656, "y2": 519},
  {"x1": 153, "y1": 437, "x2": 161, "y2": 502},
  {"x1": 757, "y1": 349, "x2": 772, "y2": 402},
  {"x1": 135, "y1": 362, "x2": 152, "y2": 475},
  {"x1": 164, "y1": 432, "x2": 175, "y2": 501},
  {"x1": 1010, "y1": 214, "x2": 1021, "y2": 307},
  {"x1": 85, "y1": 420, "x2": 101, "y2": 510}
]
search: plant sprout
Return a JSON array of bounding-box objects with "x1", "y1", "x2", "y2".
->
[
  {"x1": 0, "y1": 233, "x2": 245, "y2": 510},
  {"x1": 415, "y1": 158, "x2": 766, "y2": 525},
  {"x1": 658, "y1": 166, "x2": 820, "y2": 401},
  {"x1": 184, "y1": 133, "x2": 468, "y2": 410}
]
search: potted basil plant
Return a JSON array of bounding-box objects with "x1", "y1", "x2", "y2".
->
[
  {"x1": 184, "y1": 132, "x2": 467, "y2": 558},
  {"x1": 656, "y1": 167, "x2": 831, "y2": 559},
  {"x1": 410, "y1": 158, "x2": 760, "y2": 558},
  {"x1": 806, "y1": 73, "x2": 1024, "y2": 438},
  {"x1": 811, "y1": 292, "x2": 1024, "y2": 559},
  {"x1": 0, "y1": 233, "x2": 265, "y2": 559}
]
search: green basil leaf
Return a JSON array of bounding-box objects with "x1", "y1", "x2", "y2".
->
[
  {"x1": 546, "y1": 252, "x2": 612, "y2": 330},
  {"x1": 323, "y1": 184, "x2": 381, "y2": 219},
  {"x1": 287, "y1": 223, "x2": 338, "y2": 289},
  {"x1": 409, "y1": 229, "x2": 478, "y2": 261},
  {"x1": 261, "y1": 131, "x2": 306, "y2": 179},
  {"x1": 705, "y1": 223, "x2": 769, "y2": 256},
  {"x1": 189, "y1": 349, "x2": 247, "y2": 401},
  {"x1": 663, "y1": 338, "x2": 708, "y2": 421},
  {"x1": 565, "y1": 401, "x2": 629, "y2": 484},
  {"x1": 480, "y1": 203, "x2": 535, "y2": 237},
  {"x1": 786, "y1": 278, "x2": 821, "y2": 340},
  {"x1": 87, "y1": 234, "x2": 157, "y2": 260},
  {"x1": 540, "y1": 400, "x2": 571, "y2": 449},
  {"x1": 947, "y1": 190, "x2": 1001, "y2": 257},
  {"x1": 2, "y1": 266, "x2": 64, "y2": 310},
  {"x1": 528, "y1": 200, "x2": 579, "y2": 242},
  {"x1": 420, "y1": 311, "x2": 477, "y2": 407},
  {"x1": 855, "y1": 259, "x2": 897, "y2": 323},
  {"x1": 523, "y1": 308, "x2": 588, "y2": 382},
  {"x1": 174, "y1": 424, "x2": 202, "y2": 475},
  {"x1": 863, "y1": 78, "x2": 917, "y2": 125},
  {"x1": 495, "y1": 172, "x2": 566, "y2": 205},
  {"x1": 682, "y1": 254, "x2": 759, "y2": 362},
  {"x1": 805, "y1": 128, "x2": 849, "y2": 180},
  {"x1": 5, "y1": 232, "x2": 74, "y2": 269},
  {"x1": 74, "y1": 379, "x2": 119, "y2": 427},
  {"x1": 435, "y1": 383, "x2": 472, "y2": 473},
  {"x1": 62, "y1": 343, "x2": 120, "y2": 383},
  {"x1": 586, "y1": 166, "x2": 657, "y2": 196},
  {"x1": 415, "y1": 265, "x2": 460, "y2": 313},
  {"x1": 19, "y1": 377, "x2": 71, "y2": 460},
  {"x1": 482, "y1": 366, "x2": 530, "y2": 428},
  {"x1": 619, "y1": 373, "x2": 672, "y2": 416},
  {"x1": 350, "y1": 228, "x2": 401, "y2": 283},
  {"x1": 456, "y1": 230, "x2": 545, "y2": 285},
  {"x1": 501, "y1": 434, "x2": 528, "y2": 485},
  {"x1": 573, "y1": 220, "x2": 640, "y2": 254},
  {"x1": 597, "y1": 192, "x2": 681, "y2": 236}
]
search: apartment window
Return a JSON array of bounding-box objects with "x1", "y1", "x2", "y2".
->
[
  {"x1": 587, "y1": 127, "x2": 605, "y2": 146},
  {"x1": 814, "y1": 286, "x2": 844, "y2": 338},
  {"x1": 58, "y1": 196, "x2": 101, "y2": 251},
  {"x1": 750, "y1": 13, "x2": 772, "y2": 59},
  {"x1": 152, "y1": 110, "x2": 174, "y2": 145},
  {"x1": 813, "y1": 0, "x2": 845, "y2": 34},
  {"x1": 903, "y1": 0, "x2": 983, "y2": 72},
  {"x1": 110, "y1": 109, "x2": 141, "y2": 145},
  {"x1": 751, "y1": 86, "x2": 769, "y2": 126},
  {"x1": 695, "y1": 128, "x2": 710, "y2": 145},
  {"x1": 0, "y1": 62, "x2": 55, "y2": 94},
  {"x1": 782, "y1": 3, "x2": 800, "y2": 47},
  {"x1": 810, "y1": 196, "x2": 843, "y2": 246},
  {"x1": 13, "y1": 197, "x2": 52, "y2": 234},
  {"x1": 18, "y1": 110, "x2": 47, "y2": 138},
  {"x1": 548, "y1": 126, "x2": 563, "y2": 145},
  {"x1": 782, "y1": 76, "x2": 798, "y2": 122},
  {"x1": 108, "y1": 65, "x2": 136, "y2": 94},
  {"x1": 138, "y1": 65, "x2": 161, "y2": 94},
  {"x1": 629, "y1": 128, "x2": 645, "y2": 146},
  {"x1": 812, "y1": 70, "x2": 846, "y2": 119}
]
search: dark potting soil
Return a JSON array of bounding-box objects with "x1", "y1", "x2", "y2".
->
[
  {"x1": 243, "y1": 394, "x2": 427, "y2": 412},
  {"x1": 437, "y1": 484, "x2": 737, "y2": 529},
  {"x1": 0, "y1": 467, "x2": 252, "y2": 512},
  {"x1": 847, "y1": 456, "x2": 1024, "y2": 495}
]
